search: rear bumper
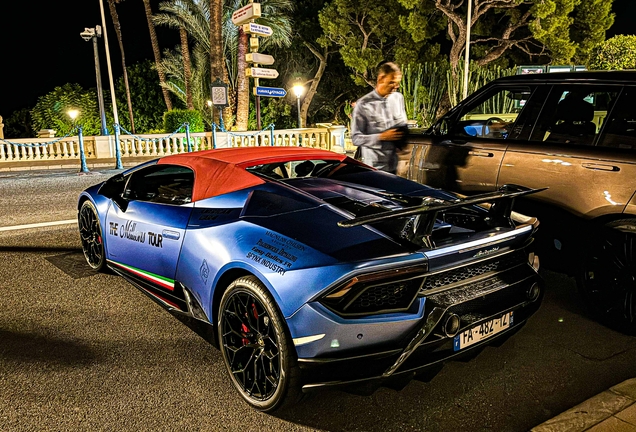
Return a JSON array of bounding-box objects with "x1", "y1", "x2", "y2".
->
[{"x1": 297, "y1": 265, "x2": 542, "y2": 392}]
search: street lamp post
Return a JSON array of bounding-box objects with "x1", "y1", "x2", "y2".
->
[
  {"x1": 292, "y1": 82, "x2": 305, "y2": 129},
  {"x1": 80, "y1": 26, "x2": 108, "y2": 136},
  {"x1": 98, "y1": 0, "x2": 123, "y2": 169},
  {"x1": 68, "y1": 110, "x2": 89, "y2": 173}
]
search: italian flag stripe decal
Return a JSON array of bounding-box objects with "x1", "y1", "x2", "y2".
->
[{"x1": 107, "y1": 260, "x2": 175, "y2": 291}]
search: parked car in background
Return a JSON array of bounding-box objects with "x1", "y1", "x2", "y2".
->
[
  {"x1": 404, "y1": 71, "x2": 636, "y2": 333},
  {"x1": 78, "y1": 147, "x2": 543, "y2": 411}
]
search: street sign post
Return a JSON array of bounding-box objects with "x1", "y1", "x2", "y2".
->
[
  {"x1": 230, "y1": 1, "x2": 275, "y2": 130},
  {"x1": 255, "y1": 86, "x2": 287, "y2": 97},
  {"x1": 246, "y1": 67, "x2": 279, "y2": 79},
  {"x1": 246, "y1": 53, "x2": 275, "y2": 65},
  {"x1": 231, "y1": 3, "x2": 261, "y2": 25},
  {"x1": 243, "y1": 23, "x2": 273, "y2": 37}
]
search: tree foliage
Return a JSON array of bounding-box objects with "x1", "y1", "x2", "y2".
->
[
  {"x1": 571, "y1": 0, "x2": 614, "y2": 64},
  {"x1": 3, "y1": 109, "x2": 34, "y2": 139},
  {"x1": 116, "y1": 60, "x2": 167, "y2": 134},
  {"x1": 589, "y1": 35, "x2": 636, "y2": 71},
  {"x1": 397, "y1": 0, "x2": 614, "y2": 69},
  {"x1": 30, "y1": 83, "x2": 109, "y2": 136},
  {"x1": 318, "y1": 0, "x2": 415, "y2": 87}
]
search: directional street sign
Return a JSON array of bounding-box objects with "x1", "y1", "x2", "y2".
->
[
  {"x1": 255, "y1": 86, "x2": 287, "y2": 97},
  {"x1": 246, "y1": 53, "x2": 275, "y2": 66},
  {"x1": 231, "y1": 3, "x2": 261, "y2": 26},
  {"x1": 246, "y1": 67, "x2": 279, "y2": 79},
  {"x1": 243, "y1": 23, "x2": 273, "y2": 37}
]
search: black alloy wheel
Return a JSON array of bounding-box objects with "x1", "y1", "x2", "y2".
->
[
  {"x1": 218, "y1": 276, "x2": 300, "y2": 412},
  {"x1": 78, "y1": 200, "x2": 105, "y2": 271},
  {"x1": 578, "y1": 219, "x2": 636, "y2": 334}
]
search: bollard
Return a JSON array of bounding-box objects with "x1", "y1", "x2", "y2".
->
[
  {"x1": 77, "y1": 126, "x2": 90, "y2": 173},
  {"x1": 114, "y1": 123, "x2": 123, "y2": 169},
  {"x1": 270, "y1": 126, "x2": 274, "y2": 146},
  {"x1": 185, "y1": 123, "x2": 192, "y2": 152}
]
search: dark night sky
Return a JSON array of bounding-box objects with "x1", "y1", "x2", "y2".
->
[{"x1": 0, "y1": 0, "x2": 634, "y2": 117}]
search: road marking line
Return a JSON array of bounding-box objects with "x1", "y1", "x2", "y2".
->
[{"x1": 0, "y1": 219, "x2": 77, "y2": 232}]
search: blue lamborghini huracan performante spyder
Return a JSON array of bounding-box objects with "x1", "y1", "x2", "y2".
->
[{"x1": 78, "y1": 147, "x2": 544, "y2": 411}]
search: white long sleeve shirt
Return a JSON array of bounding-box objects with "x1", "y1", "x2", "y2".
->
[{"x1": 351, "y1": 90, "x2": 407, "y2": 173}]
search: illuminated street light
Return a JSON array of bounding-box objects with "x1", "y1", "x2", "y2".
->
[
  {"x1": 292, "y1": 82, "x2": 305, "y2": 129},
  {"x1": 67, "y1": 110, "x2": 79, "y2": 122}
]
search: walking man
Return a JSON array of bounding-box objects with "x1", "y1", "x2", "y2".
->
[{"x1": 351, "y1": 62, "x2": 408, "y2": 174}]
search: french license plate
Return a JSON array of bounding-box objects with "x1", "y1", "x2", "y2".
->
[{"x1": 453, "y1": 312, "x2": 514, "y2": 351}]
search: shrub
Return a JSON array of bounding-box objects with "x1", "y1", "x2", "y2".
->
[
  {"x1": 589, "y1": 35, "x2": 636, "y2": 70},
  {"x1": 163, "y1": 109, "x2": 205, "y2": 133}
]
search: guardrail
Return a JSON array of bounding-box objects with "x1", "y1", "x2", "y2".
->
[{"x1": 0, "y1": 126, "x2": 350, "y2": 167}]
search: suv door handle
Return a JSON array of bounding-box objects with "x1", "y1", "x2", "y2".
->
[
  {"x1": 469, "y1": 151, "x2": 494, "y2": 158},
  {"x1": 441, "y1": 139, "x2": 467, "y2": 145},
  {"x1": 582, "y1": 163, "x2": 620, "y2": 172}
]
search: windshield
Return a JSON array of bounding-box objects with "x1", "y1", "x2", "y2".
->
[{"x1": 245, "y1": 159, "x2": 370, "y2": 180}]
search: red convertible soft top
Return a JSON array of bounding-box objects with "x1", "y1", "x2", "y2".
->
[{"x1": 158, "y1": 147, "x2": 349, "y2": 201}]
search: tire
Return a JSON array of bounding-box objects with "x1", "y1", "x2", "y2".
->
[
  {"x1": 78, "y1": 200, "x2": 106, "y2": 271},
  {"x1": 218, "y1": 276, "x2": 301, "y2": 412},
  {"x1": 577, "y1": 218, "x2": 636, "y2": 334}
]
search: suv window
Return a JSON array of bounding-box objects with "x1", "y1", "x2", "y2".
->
[
  {"x1": 454, "y1": 86, "x2": 534, "y2": 140},
  {"x1": 599, "y1": 86, "x2": 636, "y2": 150},
  {"x1": 122, "y1": 165, "x2": 194, "y2": 205},
  {"x1": 530, "y1": 85, "x2": 620, "y2": 146}
]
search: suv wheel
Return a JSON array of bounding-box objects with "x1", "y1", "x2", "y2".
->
[{"x1": 578, "y1": 218, "x2": 636, "y2": 334}]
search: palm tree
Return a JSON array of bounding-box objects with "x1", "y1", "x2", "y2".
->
[
  {"x1": 180, "y1": 26, "x2": 194, "y2": 109},
  {"x1": 155, "y1": 0, "x2": 292, "y2": 130},
  {"x1": 153, "y1": 0, "x2": 195, "y2": 109},
  {"x1": 209, "y1": 0, "x2": 224, "y2": 86},
  {"x1": 224, "y1": 0, "x2": 293, "y2": 130},
  {"x1": 142, "y1": 0, "x2": 173, "y2": 111},
  {"x1": 107, "y1": 0, "x2": 136, "y2": 133}
]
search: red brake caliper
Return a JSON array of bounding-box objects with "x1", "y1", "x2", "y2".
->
[{"x1": 241, "y1": 323, "x2": 250, "y2": 346}]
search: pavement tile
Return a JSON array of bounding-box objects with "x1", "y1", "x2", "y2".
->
[
  {"x1": 532, "y1": 391, "x2": 634, "y2": 432},
  {"x1": 587, "y1": 416, "x2": 636, "y2": 432},
  {"x1": 612, "y1": 379, "x2": 636, "y2": 401},
  {"x1": 616, "y1": 404, "x2": 636, "y2": 426}
]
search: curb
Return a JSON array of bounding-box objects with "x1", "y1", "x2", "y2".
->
[
  {"x1": 0, "y1": 157, "x2": 157, "y2": 172},
  {"x1": 532, "y1": 379, "x2": 636, "y2": 432}
]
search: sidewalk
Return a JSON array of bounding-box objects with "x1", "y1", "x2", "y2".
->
[{"x1": 532, "y1": 380, "x2": 636, "y2": 431}]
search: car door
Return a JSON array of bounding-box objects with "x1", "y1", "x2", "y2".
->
[
  {"x1": 409, "y1": 84, "x2": 539, "y2": 194},
  {"x1": 105, "y1": 164, "x2": 194, "y2": 289},
  {"x1": 498, "y1": 83, "x2": 635, "y2": 218}
]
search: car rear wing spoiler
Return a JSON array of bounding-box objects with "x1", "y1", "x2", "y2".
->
[{"x1": 337, "y1": 184, "x2": 547, "y2": 232}]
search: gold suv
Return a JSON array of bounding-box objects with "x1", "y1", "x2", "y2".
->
[{"x1": 405, "y1": 71, "x2": 636, "y2": 333}]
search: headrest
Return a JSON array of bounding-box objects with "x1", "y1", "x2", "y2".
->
[{"x1": 556, "y1": 95, "x2": 594, "y2": 122}]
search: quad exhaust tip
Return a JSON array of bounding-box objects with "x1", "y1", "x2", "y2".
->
[{"x1": 443, "y1": 313, "x2": 461, "y2": 337}]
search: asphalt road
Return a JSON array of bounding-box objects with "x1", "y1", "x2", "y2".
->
[{"x1": 1, "y1": 169, "x2": 636, "y2": 432}]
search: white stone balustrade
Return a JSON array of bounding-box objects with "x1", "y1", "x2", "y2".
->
[{"x1": 0, "y1": 127, "x2": 352, "y2": 165}]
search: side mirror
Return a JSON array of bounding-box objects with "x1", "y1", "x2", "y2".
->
[
  {"x1": 98, "y1": 174, "x2": 129, "y2": 211},
  {"x1": 98, "y1": 174, "x2": 125, "y2": 199}
]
